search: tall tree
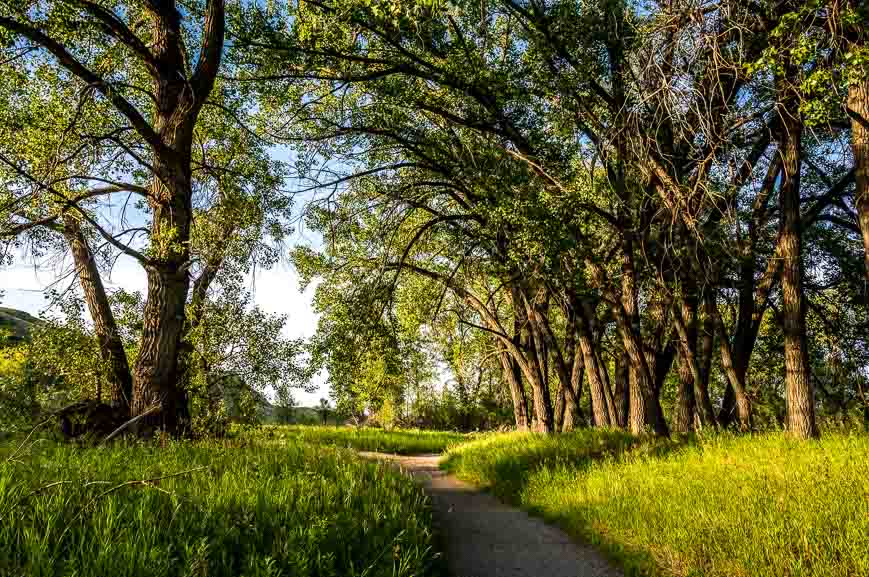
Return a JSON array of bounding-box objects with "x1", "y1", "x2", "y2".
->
[{"x1": 0, "y1": 0, "x2": 226, "y2": 432}]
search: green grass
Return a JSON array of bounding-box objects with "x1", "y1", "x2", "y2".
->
[
  {"x1": 0, "y1": 437, "x2": 443, "y2": 577},
  {"x1": 254, "y1": 425, "x2": 469, "y2": 455},
  {"x1": 444, "y1": 430, "x2": 869, "y2": 577}
]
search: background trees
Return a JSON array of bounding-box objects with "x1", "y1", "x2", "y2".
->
[
  {"x1": 1, "y1": 0, "x2": 866, "y2": 437},
  {"x1": 241, "y1": 0, "x2": 867, "y2": 437}
]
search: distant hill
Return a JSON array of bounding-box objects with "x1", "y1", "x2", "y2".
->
[{"x1": 0, "y1": 307, "x2": 41, "y2": 344}]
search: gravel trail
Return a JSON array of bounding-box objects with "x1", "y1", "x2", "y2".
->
[{"x1": 360, "y1": 452, "x2": 622, "y2": 577}]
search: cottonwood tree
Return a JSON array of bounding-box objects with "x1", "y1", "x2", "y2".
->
[
  {"x1": 0, "y1": 1, "x2": 301, "y2": 435},
  {"x1": 242, "y1": 0, "x2": 866, "y2": 436},
  {"x1": 0, "y1": 0, "x2": 228, "y2": 432}
]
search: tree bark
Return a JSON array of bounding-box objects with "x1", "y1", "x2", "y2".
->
[
  {"x1": 672, "y1": 300, "x2": 697, "y2": 433},
  {"x1": 611, "y1": 300, "x2": 669, "y2": 436},
  {"x1": 561, "y1": 320, "x2": 580, "y2": 431},
  {"x1": 129, "y1": 0, "x2": 225, "y2": 434},
  {"x1": 553, "y1": 381, "x2": 566, "y2": 432},
  {"x1": 718, "y1": 159, "x2": 781, "y2": 426},
  {"x1": 673, "y1": 349, "x2": 695, "y2": 433},
  {"x1": 713, "y1": 310, "x2": 753, "y2": 431},
  {"x1": 132, "y1": 263, "x2": 192, "y2": 432},
  {"x1": 776, "y1": 73, "x2": 818, "y2": 439},
  {"x1": 673, "y1": 297, "x2": 718, "y2": 430},
  {"x1": 613, "y1": 351, "x2": 629, "y2": 428},
  {"x1": 576, "y1": 330, "x2": 611, "y2": 427},
  {"x1": 849, "y1": 76, "x2": 869, "y2": 284},
  {"x1": 62, "y1": 215, "x2": 132, "y2": 411},
  {"x1": 530, "y1": 296, "x2": 584, "y2": 431},
  {"x1": 499, "y1": 345, "x2": 529, "y2": 431},
  {"x1": 514, "y1": 286, "x2": 553, "y2": 432},
  {"x1": 565, "y1": 342, "x2": 584, "y2": 431}
]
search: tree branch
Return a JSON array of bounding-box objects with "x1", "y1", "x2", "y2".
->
[{"x1": 0, "y1": 16, "x2": 165, "y2": 153}]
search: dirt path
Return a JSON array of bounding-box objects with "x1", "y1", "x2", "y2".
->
[{"x1": 360, "y1": 452, "x2": 622, "y2": 577}]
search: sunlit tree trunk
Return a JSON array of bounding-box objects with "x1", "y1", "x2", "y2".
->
[
  {"x1": 129, "y1": 0, "x2": 224, "y2": 434},
  {"x1": 674, "y1": 350, "x2": 695, "y2": 433},
  {"x1": 62, "y1": 215, "x2": 132, "y2": 411},
  {"x1": 513, "y1": 287, "x2": 553, "y2": 432},
  {"x1": 613, "y1": 351, "x2": 629, "y2": 428},
  {"x1": 500, "y1": 345, "x2": 529, "y2": 431},
  {"x1": 776, "y1": 73, "x2": 818, "y2": 439},
  {"x1": 849, "y1": 76, "x2": 869, "y2": 284},
  {"x1": 672, "y1": 300, "x2": 697, "y2": 433}
]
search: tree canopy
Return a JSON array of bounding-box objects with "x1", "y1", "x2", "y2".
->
[{"x1": 1, "y1": 0, "x2": 867, "y2": 437}]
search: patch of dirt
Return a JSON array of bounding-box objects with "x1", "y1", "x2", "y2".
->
[{"x1": 360, "y1": 452, "x2": 623, "y2": 577}]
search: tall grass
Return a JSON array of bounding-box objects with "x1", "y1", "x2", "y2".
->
[
  {"x1": 0, "y1": 438, "x2": 443, "y2": 577},
  {"x1": 255, "y1": 425, "x2": 468, "y2": 455},
  {"x1": 444, "y1": 431, "x2": 869, "y2": 577}
]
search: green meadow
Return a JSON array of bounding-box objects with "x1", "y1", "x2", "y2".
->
[
  {"x1": 253, "y1": 425, "x2": 468, "y2": 455},
  {"x1": 0, "y1": 435, "x2": 443, "y2": 577},
  {"x1": 3, "y1": 425, "x2": 867, "y2": 577},
  {"x1": 443, "y1": 430, "x2": 869, "y2": 577}
]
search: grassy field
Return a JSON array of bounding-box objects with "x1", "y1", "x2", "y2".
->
[
  {"x1": 444, "y1": 430, "x2": 869, "y2": 577},
  {"x1": 254, "y1": 425, "x2": 469, "y2": 455},
  {"x1": 0, "y1": 438, "x2": 443, "y2": 577}
]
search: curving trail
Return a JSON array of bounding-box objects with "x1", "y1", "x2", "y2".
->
[{"x1": 360, "y1": 452, "x2": 622, "y2": 577}]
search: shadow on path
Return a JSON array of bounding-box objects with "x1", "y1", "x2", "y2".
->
[{"x1": 360, "y1": 452, "x2": 622, "y2": 577}]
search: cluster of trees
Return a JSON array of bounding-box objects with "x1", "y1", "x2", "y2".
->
[
  {"x1": 1, "y1": 0, "x2": 867, "y2": 438},
  {"x1": 270, "y1": 0, "x2": 869, "y2": 437}
]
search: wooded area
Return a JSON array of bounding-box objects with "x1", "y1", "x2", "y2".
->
[{"x1": 1, "y1": 0, "x2": 867, "y2": 439}]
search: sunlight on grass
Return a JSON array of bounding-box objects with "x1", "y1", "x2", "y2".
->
[
  {"x1": 0, "y1": 438, "x2": 443, "y2": 577},
  {"x1": 444, "y1": 431, "x2": 869, "y2": 577},
  {"x1": 253, "y1": 425, "x2": 469, "y2": 455}
]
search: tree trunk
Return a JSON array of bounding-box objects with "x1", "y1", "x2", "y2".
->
[
  {"x1": 62, "y1": 215, "x2": 132, "y2": 411},
  {"x1": 500, "y1": 347, "x2": 529, "y2": 431},
  {"x1": 849, "y1": 76, "x2": 869, "y2": 284},
  {"x1": 777, "y1": 75, "x2": 818, "y2": 439},
  {"x1": 132, "y1": 263, "x2": 191, "y2": 433},
  {"x1": 131, "y1": 149, "x2": 195, "y2": 435},
  {"x1": 712, "y1": 308, "x2": 752, "y2": 431},
  {"x1": 613, "y1": 351, "x2": 629, "y2": 428},
  {"x1": 673, "y1": 349, "x2": 695, "y2": 433},
  {"x1": 129, "y1": 0, "x2": 225, "y2": 435},
  {"x1": 525, "y1": 333, "x2": 553, "y2": 432},
  {"x1": 554, "y1": 382, "x2": 566, "y2": 432},
  {"x1": 671, "y1": 299, "x2": 697, "y2": 433},
  {"x1": 515, "y1": 287, "x2": 553, "y2": 433},
  {"x1": 698, "y1": 297, "x2": 717, "y2": 425},
  {"x1": 673, "y1": 298, "x2": 718, "y2": 431},
  {"x1": 610, "y1": 300, "x2": 667, "y2": 435},
  {"x1": 575, "y1": 321, "x2": 615, "y2": 428},
  {"x1": 531, "y1": 297, "x2": 583, "y2": 431},
  {"x1": 617, "y1": 235, "x2": 668, "y2": 435},
  {"x1": 564, "y1": 344, "x2": 584, "y2": 431}
]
